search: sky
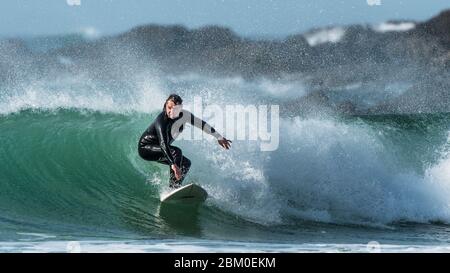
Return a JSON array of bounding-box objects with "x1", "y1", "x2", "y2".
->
[{"x1": 1, "y1": 0, "x2": 450, "y2": 38}]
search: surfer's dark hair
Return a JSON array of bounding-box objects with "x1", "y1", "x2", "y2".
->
[
  {"x1": 164, "y1": 94, "x2": 183, "y2": 105},
  {"x1": 163, "y1": 94, "x2": 183, "y2": 112}
]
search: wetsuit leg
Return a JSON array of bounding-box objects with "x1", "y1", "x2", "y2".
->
[
  {"x1": 166, "y1": 146, "x2": 191, "y2": 188},
  {"x1": 138, "y1": 145, "x2": 191, "y2": 188}
]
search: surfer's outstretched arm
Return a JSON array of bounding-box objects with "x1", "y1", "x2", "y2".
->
[{"x1": 186, "y1": 111, "x2": 232, "y2": 149}]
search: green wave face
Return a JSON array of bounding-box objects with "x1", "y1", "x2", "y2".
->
[{"x1": 0, "y1": 110, "x2": 159, "y2": 238}]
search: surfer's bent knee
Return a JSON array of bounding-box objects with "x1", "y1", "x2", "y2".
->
[{"x1": 138, "y1": 145, "x2": 160, "y2": 161}]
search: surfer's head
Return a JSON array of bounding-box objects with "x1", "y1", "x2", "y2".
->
[{"x1": 164, "y1": 94, "x2": 183, "y2": 119}]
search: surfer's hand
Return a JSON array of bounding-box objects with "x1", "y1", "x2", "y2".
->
[
  {"x1": 171, "y1": 164, "x2": 182, "y2": 181},
  {"x1": 218, "y1": 137, "x2": 232, "y2": 149}
]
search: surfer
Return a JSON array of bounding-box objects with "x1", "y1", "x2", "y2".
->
[{"x1": 138, "y1": 94, "x2": 232, "y2": 188}]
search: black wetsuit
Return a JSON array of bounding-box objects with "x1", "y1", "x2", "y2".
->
[{"x1": 138, "y1": 110, "x2": 221, "y2": 188}]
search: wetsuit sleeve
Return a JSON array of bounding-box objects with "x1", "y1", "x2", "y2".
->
[
  {"x1": 188, "y1": 111, "x2": 223, "y2": 140},
  {"x1": 155, "y1": 119, "x2": 176, "y2": 165}
]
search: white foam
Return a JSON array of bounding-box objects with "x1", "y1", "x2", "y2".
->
[
  {"x1": 1, "y1": 239, "x2": 450, "y2": 253},
  {"x1": 139, "y1": 111, "x2": 450, "y2": 226},
  {"x1": 374, "y1": 22, "x2": 416, "y2": 33},
  {"x1": 304, "y1": 27, "x2": 345, "y2": 46},
  {"x1": 267, "y1": 118, "x2": 450, "y2": 225},
  {"x1": 425, "y1": 132, "x2": 450, "y2": 195},
  {"x1": 0, "y1": 72, "x2": 167, "y2": 115},
  {"x1": 16, "y1": 233, "x2": 57, "y2": 241}
]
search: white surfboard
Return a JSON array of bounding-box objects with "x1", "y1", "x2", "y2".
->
[{"x1": 160, "y1": 183, "x2": 208, "y2": 204}]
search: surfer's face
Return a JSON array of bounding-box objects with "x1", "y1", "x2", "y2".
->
[{"x1": 165, "y1": 100, "x2": 182, "y2": 119}]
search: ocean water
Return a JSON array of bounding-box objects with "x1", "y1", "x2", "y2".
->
[{"x1": 1, "y1": 68, "x2": 450, "y2": 253}]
